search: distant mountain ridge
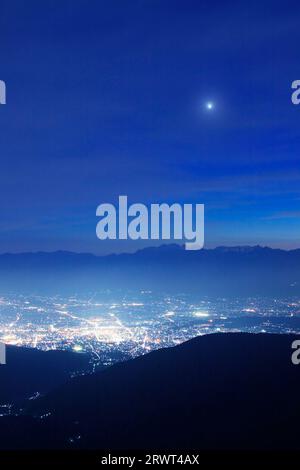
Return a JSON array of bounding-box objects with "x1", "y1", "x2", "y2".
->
[
  {"x1": 0, "y1": 245, "x2": 299, "y2": 296},
  {"x1": 0, "y1": 243, "x2": 297, "y2": 258}
]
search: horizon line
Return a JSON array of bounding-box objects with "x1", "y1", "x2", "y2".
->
[{"x1": 0, "y1": 243, "x2": 300, "y2": 257}]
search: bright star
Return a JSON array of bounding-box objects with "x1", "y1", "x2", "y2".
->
[{"x1": 206, "y1": 102, "x2": 214, "y2": 110}]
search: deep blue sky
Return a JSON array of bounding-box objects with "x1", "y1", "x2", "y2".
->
[{"x1": 0, "y1": 0, "x2": 300, "y2": 253}]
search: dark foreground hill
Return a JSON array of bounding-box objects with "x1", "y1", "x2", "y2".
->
[
  {"x1": 0, "y1": 346, "x2": 90, "y2": 405},
  {"x1": 1, "y1": 333, "x2": 300, "y2": 450}
]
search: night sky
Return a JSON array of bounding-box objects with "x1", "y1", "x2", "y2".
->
[{"x1": 0, "y1": 0, "x2": 300, "y2": 253}]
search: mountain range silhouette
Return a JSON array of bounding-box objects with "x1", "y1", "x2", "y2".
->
[{"x1": 0, "y1": 245, "x2": 300, "y2": 295}]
